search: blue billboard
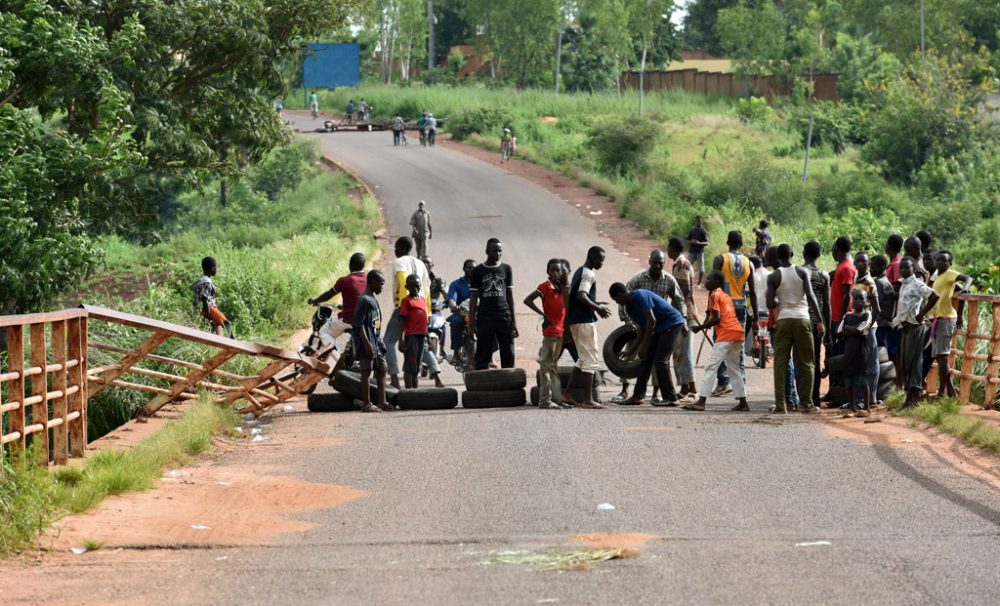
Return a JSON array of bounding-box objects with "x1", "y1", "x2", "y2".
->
[{"x1": 303, "y1": 43, "x2": 360, "y2": 89}]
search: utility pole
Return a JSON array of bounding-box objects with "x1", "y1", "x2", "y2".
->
[
  {"x1": 427, "y1": 0, "x2": 435, "y2": 76},
  {"x1": 554, "y1": 20, "x2": 564, "y2": 96}
]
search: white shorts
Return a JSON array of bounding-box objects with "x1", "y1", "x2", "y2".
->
[
  {"x1": 319, "y1": 317, "x2": 350, "y2": 346},
  {"x1": 570, "y1": 323, "x2": 602, "y2": 373}
]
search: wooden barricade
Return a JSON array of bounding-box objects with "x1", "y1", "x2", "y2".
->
[
  {"x1": 950, "y1": 294, "x2": 1000, "y2": 409},
  {"x1": 1, "y1": 310, "x2": 89, "y2": 466},
  {"x1": 2, "y1": 305, "x2": 331, "y2": 467}
]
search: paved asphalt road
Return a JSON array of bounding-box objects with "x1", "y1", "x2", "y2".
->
[{"x1": 8, "y1": 118, "x2": 999, "y2": 606}]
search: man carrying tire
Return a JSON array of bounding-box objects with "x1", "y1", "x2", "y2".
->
[
  {"x1": 562, "y1": 246, "x2": 613, "y2": 409},
  {"x1": 467, "y1": 238, "x2": 518, "y2": 370},
  {"x1": 609, "y1": 284, "x2": 686, "y2": 406}
]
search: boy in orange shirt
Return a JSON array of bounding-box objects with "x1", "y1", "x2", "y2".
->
[
  {"x1": 524, "y1": 259, "x2": 571, "y2": 409},
  {"x1": 684, "y1": 270, "x2": 749, "y2": 412},
  {"x1": 398, "y1": 274, "x2": 439, "y2": 389}
]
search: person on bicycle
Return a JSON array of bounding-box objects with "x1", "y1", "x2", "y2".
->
[
  {"x1": 192, "y1": 256, "x2": 232, "y2": 337},
  {"x1": 417, "y1": 112, "x2": 428, "y2": 146},
  {"x1": 425, "y1": 113, "x2": 437, "y2": 146},
  {"x1": 447, "y1": 259, "x2": 476, "y2": 365},
  {"x1": 346, "y1": 99, "x2": 355, "y2": 124},
  {"x1": 500, "y1": 128, "x2": 514, "y2": 163},
  {"x1": 307, "y1": 252, "x2": 367, "y2": 346}
]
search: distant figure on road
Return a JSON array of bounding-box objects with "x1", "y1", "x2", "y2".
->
[
  {"x1": 309, "y1": 91, "x2": 319, "y2": 116},
  {"x1": 562, "y1": 246, "x2": 613, "y2": 409},
  {"x1": 358, "y1": 98, "x2": 368, "y2": 122},
  {"x1": 192, "y1": 256, "x2": 232, "y2": 338},
  {"x1": 410, "y1": 201, "x2": 432, "y2": 259},
  {"x1": 392, "y1": 115, "x2": 406, "y2": 146},
  {"x1": 686, "y1": 215, "x2": 709, "y2": 287},
  {"x1": 467, "y1": 238, "x2": 518, "y2": 370},
  {"x1": 500, "y1": 128, "x2": 515, "y2": 163},
  {"x1": 352, "y1": 270, "x2": 393, "y2": 412},
  {"x1": 425, "y1": 113, "x2": 437, "y2": 146},
  {"x1": 417, "y1": 112, "x2": 428, "y2": 146},
  {"x1": 346, "y1": 99, "x2": 355, "y2": 124}
]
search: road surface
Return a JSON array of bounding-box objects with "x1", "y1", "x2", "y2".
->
[{"x1": 4, "y1": 117, "x2": 1000, "y2": 606}]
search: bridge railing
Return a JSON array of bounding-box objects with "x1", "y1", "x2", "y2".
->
[
  {"x1": 950, "y1": 293, "x2": 1000, "y2": 409},
  {"x1": 2, "y1": 306, "x2": 330, "y2": 467}
]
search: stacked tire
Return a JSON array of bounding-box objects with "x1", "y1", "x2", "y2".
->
[
  {"x1": 462, "y1": 369, "x2": 528, "y2": 408},
  {"x1": 530, "y1": 365, "x2": 599, "y2": 405},
  {"x1": 308, "y1": 370, "x2": 459, "y2": 412},
  {"x1": 825, "y1": 347, "x2": 896, "y2": 407}
]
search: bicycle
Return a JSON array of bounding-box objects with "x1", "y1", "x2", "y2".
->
[
  {"x1": 749, "y1": 317, "x2": 770, "y2": 369},
  {"x1": 501, "y1": 140, "x2": 513, "y2": 162}
]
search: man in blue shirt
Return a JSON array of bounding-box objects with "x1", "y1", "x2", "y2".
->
[
  {"x1": 446, "y1": 259, "x2": 475, "y2": 362},
  {"x1": 609, "y1": 284, "x2": 686, "y2": 406}
]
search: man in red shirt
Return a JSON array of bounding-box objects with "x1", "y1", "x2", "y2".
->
[
  {"x1": 399, "y1": 274, "x2": 433, "y2": 388},
  {"x1": 307, "y1": 252, "x2": 367, "y2": 346},
  {"x1": 884, "y1": 234, "x2": 903, "y2": 285},
  {"x1": 830, "y1": 236, "x2": 857, "y2": 333},
  {"x1": 523, "y1": 259, "x2": 571, "y2": 409}
]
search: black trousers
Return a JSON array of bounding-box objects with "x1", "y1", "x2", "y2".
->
[
  {"x1": 475, "y1": 316, "x2": 515, "y2": 370},
  {"x1": 632, "y1": 325, "x2": 682, "y2": 401}
]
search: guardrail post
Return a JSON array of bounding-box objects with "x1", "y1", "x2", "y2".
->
[
  {"x1": 959, "y1": 300, "x2": 978, "y2": 404},
  {"x1": 987, "y1": 302, "x2": 1000, "y2": 409},
  {"x1": 51, "y1": 320, "x2": 68, "y2": 464},
  {"x1": 29, "y1": 323, "x2": 49, "y2": 466},
  {"x1": 68, "y1": 317, "x2": 87, "y2": 457},
  {"x1": 7, "y1": 326, "x2": 26, "y2": 456}
]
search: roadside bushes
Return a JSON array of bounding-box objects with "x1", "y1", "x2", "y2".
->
[
  {"x1": 250, "y1": 141, "x2": 319, "y2": 201},
  {"x1": 586, "y1": 116, "x2": 663, "y2": 176},
  {"x1": 447, "y1": 107, "x2": 516, "y2": 140},
  {"x1": 0, "y1": 446, "x2": 54, "y2": 555}
]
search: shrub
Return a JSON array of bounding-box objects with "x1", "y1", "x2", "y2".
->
[
  {"x1": 0, "y1": 446, "x2": 55, "y2": 554},
  {"x1": 793, "y1": 101, "x2": 859, "y2": 154},
  {"x1": 586, "y1": 116, "x2": 663, "y2": 176},
  {"x1": 250, "y1": 140, "x2": 319, "y2": 201},
  {"x1": 701, "y1": 155, "x2": 811, "y2": 224},
  {"x1": 802, "y1": 207, "x2": 905, "y2": 256},
  {"x1": 446, "y1": 107, "x2": 516, "y2": 140},
  {"x1": 734, "y1": 96, "x2": 772, "y2": 124}
]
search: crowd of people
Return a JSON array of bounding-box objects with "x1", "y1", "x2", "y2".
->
[{"x1": 276, "y1": 203, "x2": 973, "y2": 414}]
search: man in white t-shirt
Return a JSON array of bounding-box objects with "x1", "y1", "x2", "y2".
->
[
  {"x1": 385, "y1": 236, "x2": 443, "y2": 389},
  {"x1": 561, "y1": 246, "x2": 613, "y2": 409}
]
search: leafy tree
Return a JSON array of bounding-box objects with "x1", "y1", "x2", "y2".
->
[
  {"x1": 461, "y1": 0, "x2": 560, "y2": 87},
  {"x1": 682, "y1": 0, "x2": 739, "y2": 55}
]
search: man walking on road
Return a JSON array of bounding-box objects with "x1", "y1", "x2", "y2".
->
[
  {"x1": 686, "y1": 215, "x2": 709, "y2": 287},
  {"x1": 609, "y1": 284, "x2": 686, "y2": 406},
  {"x1": 467, "y1": 238, "x2": 518, "y2": 370},
  {"x1": 385, "y1": 237, "x2": 444, "y2": 389},
  {"x1": 766, "y1": 244, "x2": 824, "y2": 414},
  {"x1": 410, "y1": 201, "x2": 432, "y2": 259},
  {"x1": 562, "y1": 246, "x2": 613, "y2": 409},
  {"x1": 712, "y1": 231, "x2": 758, "y2": 395}
]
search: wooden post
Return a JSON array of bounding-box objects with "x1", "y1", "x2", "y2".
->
[
  {"x1": 959, "y1": 300, "x2": 979, "y2": 404},
  {"x1": 67, "y1": 317, "x2": 86, "y2": 456},
  {"x1": 986, "y1": 301, "x2": 1000, "y2": 409},
  {"x1": 29, "y1": 323, "x2": 49, "y2": 465},
  {"x1": 50, "y1": 320, "x2": 68, "y2": 464},
  {"x1": 7, "y1": 326, "x2": 26, "y2": 455},
  {"x1": 140, "y1": 348, "x2": 238, "y2": 416}
]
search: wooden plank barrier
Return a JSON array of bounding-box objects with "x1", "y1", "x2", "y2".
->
[
  {"x1": 1, "y1": 305, "x2": 331, "y2": 467},
  {"x1": 950, "y1": 294, "x2": 1000, "y2": 410}
]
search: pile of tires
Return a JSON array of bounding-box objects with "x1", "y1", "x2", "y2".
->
[
  {"x1": 825, "y1": 347, "x2": 896, "y2": 406},
  {"x1": 462, "y1": 368, "x2": 527, "y2": 408},
  {"x1": 306, "y1": 370, "x2": 399, "y2": 413},
  {"x1": 529, "y1": 365, "x2": 599, "y2": 405},
  {"x1": 602, "y1": 325, "x2": 642, "y2": 379}
]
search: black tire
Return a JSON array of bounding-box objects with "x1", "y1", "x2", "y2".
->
[
  {"x1": 878, "y1": 361, "x2": 896, "y2": 382},
  {"x1": 462, "y1": 389, "x2": 527, "y2": 408},
  {"x1": 827, "y1": 385, "x2": 850, "y2": 406},
  {"x1": 877, "y1": 382, "x2": 895, "y2": 401},
  {"x1": 331, "y1": 370, "x2": 400, "y2": 404},
  {"x1": 603, "y1": 324, "x2": 643, "y2": 379},
  {"x1": 826, "y1": 354, "x2": 845, "y2": 375},
  {"x1": 463, "y1": 368, "x2": 527, "y2": 391},
  {"x1": 396, "y1": 387, "x2": 459, "y2": 410},
  {"x1": 536, "y1": 366, "x2": 583, "y2": 389},
  {"x1": 878, "y1": 347, "x2": 889, "y2": 363},
  {"x1": 307, "y1": 392, "x2": 358, "y2": 413},
  {"x1": 529, "y1": 385, "x2": 598, "y2": 405}
]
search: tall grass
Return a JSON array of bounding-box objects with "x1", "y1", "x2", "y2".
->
[
  {"x1": 0, "y1": 445, "x2": 55, "y2": 555},
  {"x1": 905, "y1": 397, "x2": 1000, "y2": 456}
]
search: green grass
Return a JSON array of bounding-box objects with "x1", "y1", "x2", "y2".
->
[
  {"x1": 0, "y1": 445, "x2": 56, "y2": 555},
  {"x1": 900, "y1": 397, "x2": 1000, "y2": 457}
]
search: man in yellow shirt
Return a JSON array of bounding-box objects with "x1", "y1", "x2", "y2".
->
[{"x1": 930, "y1": 250, "x2": 972, "y2": 399}]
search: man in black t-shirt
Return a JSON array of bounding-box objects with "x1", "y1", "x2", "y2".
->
[
  {"x1": 686, "y1": 215, "x2": 709, "y2": 287},
  {"x1": 467, "y1": 238, "x2": 518, "y2": 369}
]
